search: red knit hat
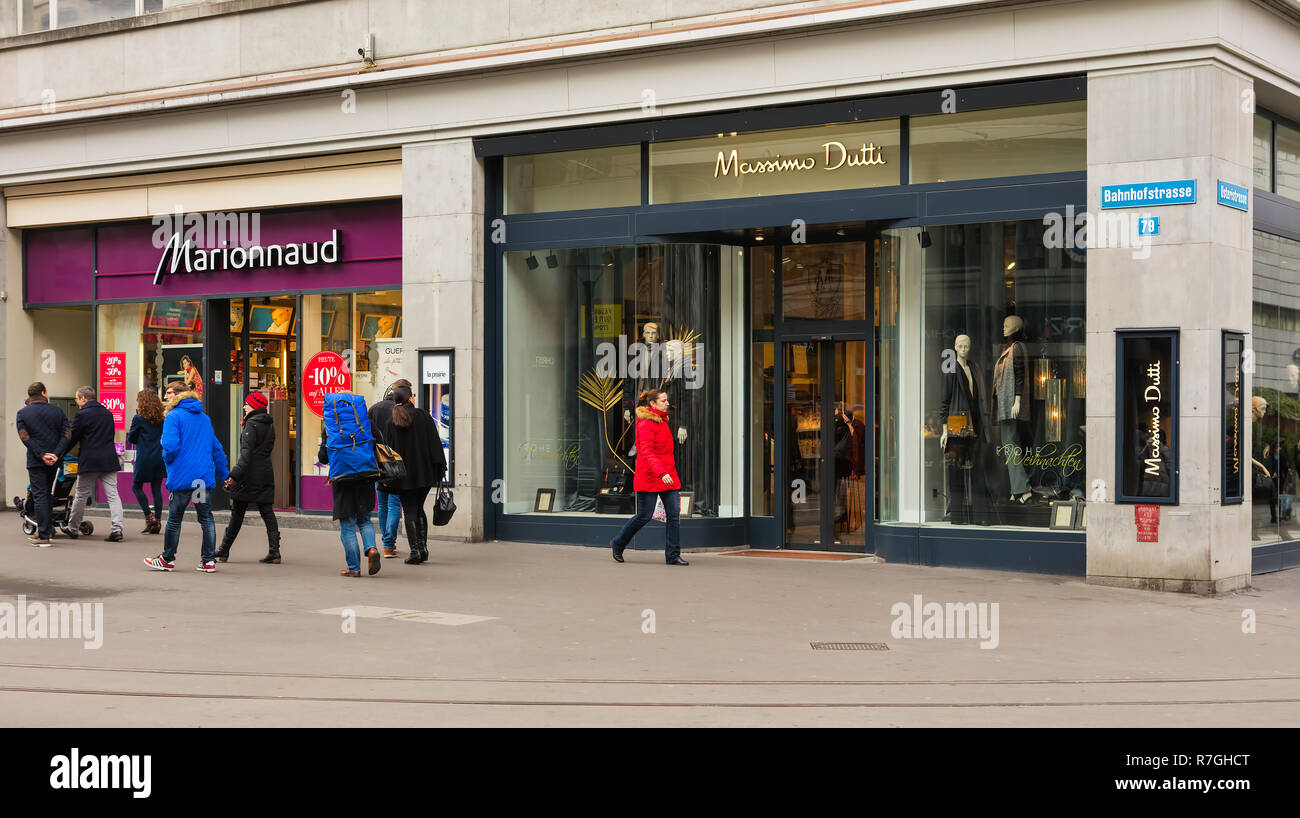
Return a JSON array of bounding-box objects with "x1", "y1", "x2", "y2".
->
[{"x1": 246, "y1": 392, "x2": 268, "y2": 410}]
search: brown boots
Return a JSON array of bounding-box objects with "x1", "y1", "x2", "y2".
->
[{"x1": 141, "y1": 513, "x2": 161, "y2": 534}]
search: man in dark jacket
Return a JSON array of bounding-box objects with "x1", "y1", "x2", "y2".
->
[
  {"x1": 216, "y1": 391, "x2": 281, "y2": 564},
  {"x1": 16, "y1": 382, "x2": 69, "y2": 545},
  {"x1": 55, "y1": 385, "x2": 125, "y2": 542}
]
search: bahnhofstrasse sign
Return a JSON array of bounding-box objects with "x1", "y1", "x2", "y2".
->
[
  {"x1": 153, "y1": 229, "x2": 343, "y2": 285},
  {"x1": 714, "y1": 141, "x2": 887, "y2": 178}
]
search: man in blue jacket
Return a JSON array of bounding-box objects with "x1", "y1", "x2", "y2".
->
[
  {"x1": 16, "y1": 381, "x2": 69, "y2": 545},
  {"x1": 55, "y1": 385, "x2": 125, "y2": 542},
  {"x1": 144, "y1": 387, "x2": 230, "y2": 573}
]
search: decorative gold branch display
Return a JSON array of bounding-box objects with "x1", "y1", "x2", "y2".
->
[{"x1": 578, "y1": 370, "x2": 631, "y2": 472}]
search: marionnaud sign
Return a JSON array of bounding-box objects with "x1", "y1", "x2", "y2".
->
[
  {"x1": 1216, "y1": 179, "x2": 1249, "y2": 211},
  {"x1": 153, "y1": 229, "x2": 342, "y2": 285},
  {"x1": 1100, "y1": 180, "x2": 1197, "y2": 209}
]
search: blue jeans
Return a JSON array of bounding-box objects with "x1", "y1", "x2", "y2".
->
[
  {"x1": 162, "y1": 488, "x2": 215, "y2": 563},
  {"x1": 610, "y1": 490, "x2": 680, "y2": 562},
  {"x1": 376, "y1": 490, "x2": 402, "y2": 548},
  {"x1": 339, "y1": 512, "x2": 377, "y2": 572}
]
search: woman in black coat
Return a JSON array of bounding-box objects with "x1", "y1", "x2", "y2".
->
[
  {"x1": 128, "y1": 389, "x2": 166, "y2": 534},
  {"x1": 216, "y1": 392, "x2": 281, "y2": 564},
  {"x1": 371, "y1": 384, "x2": 446, "y2": 565}
]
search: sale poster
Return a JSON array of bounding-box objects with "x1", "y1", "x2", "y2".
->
[
  {"x1": 102, "y1": 392, "x2": 127, "y2": 431},
  {"x1": 99, "y1": 352, "x2": 126, "y2": 392},
  {"x1": 1135, "y1": 505, "x2": 1160, "y2": 542},
  {"x1": 303, "y1": 350, "x2": 352, "y2": 418}
]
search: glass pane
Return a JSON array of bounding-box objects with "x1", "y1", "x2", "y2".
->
[
  {"x1": 876, "y1": 232, "x2": 903, "y2": 523},
  {"x1": 1254, "y1": 115, "x2": 1274, "y2": 192},
  {"x1": 782, "y1": 242, "x2": 867, "y2": 321},
  {"x1": 300, "y1": 293, "x2": 353, "y2": 480},
  {"x1": 503, "y1": 244, "x2": 738, "y2": 518},
  {"x1": 1251, "y1": 230, "x2": 1300, "y2": 544},
  {"x1": 504, "y1": 145, "x2": 641, "y2": 214},
  {"x1": 751, "y1": 245, "x2": 775, "y2": 331},
  {"x1": 651, "y1": 119, "x2": 900, "y2": 204},
  {"x1": 1276, "y1": 123, "x2": 1300, "y2": 201},
  {"x1": 751, "y1": 342, "x2": 774, "y2": 516},
  {"x1": 20, "y1": 0, "x2": 52, "y2": 33},
  {"x1": 833, "y1": 342, "x2": 868, "y2": 547},
  {"x1": 57, "y1": 0, "x2": 136, "y2": 28},
  {"x1": 785, "y1": 342, "x2": 822, "y2": 545},
  {"x1": 921, "y1": 221, "x2": 1086, "y2": 529},
  {"x1": 909, "y1": 101, "x2": 1086, "y2": 183}
]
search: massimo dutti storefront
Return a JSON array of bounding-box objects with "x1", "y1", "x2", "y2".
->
[
  {"x1": 481, "y1": 78, "x2": 1090, "y2": 572},
  {"x1": 21, "y1": 198, "x2": 404, "y2": 514}
]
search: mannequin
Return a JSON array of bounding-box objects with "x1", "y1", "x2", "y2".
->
[
  {"x1": 625, "y1": 322, "x2": 688, "y2": 443},
  {"x1": 939, "y1": 334, "x2": 991, "y2": 524},
  {"x1": 994, "y1": 315, "x2": 1032, "y2": 503}
]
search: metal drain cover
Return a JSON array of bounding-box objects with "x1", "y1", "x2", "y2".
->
[{"x1": 810, "y1": 641, "x2": 889, "y2": 651}]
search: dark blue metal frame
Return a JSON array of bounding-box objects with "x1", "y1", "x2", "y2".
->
[
  {"x1": 1222, "y1": 330, "x2": 1246, "y2": 506},
  {"x1": 1114, "y1": 328, "x2": 1180, "y2": 506}
]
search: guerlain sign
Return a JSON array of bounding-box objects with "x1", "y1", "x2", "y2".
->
[{"x1": 152, "y1": 229, "x2": 343, "y2": 285}]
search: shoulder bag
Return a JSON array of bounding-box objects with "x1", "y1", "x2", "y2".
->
[{"x1": 372, "y1": 418, "x2": 408, "y2": 484}]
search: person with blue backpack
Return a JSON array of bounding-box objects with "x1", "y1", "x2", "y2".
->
[
  {"x1": 144, "y1": 384, "x2": 230, "y2": 573},
  {"x1": 319, "y1": 392, "x2": 383, "y2": 577}
]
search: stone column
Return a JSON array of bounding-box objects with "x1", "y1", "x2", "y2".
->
[
  {"x1": 402, "y1": 139, "x2": 485, "y2": 541},
  {"x1": 1086, "y1": 62, "x2": 1254, "y2": 593}
]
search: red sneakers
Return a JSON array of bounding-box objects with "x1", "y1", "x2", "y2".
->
[{"x1": 144, "y1": 555, "x2": 174, "y2": 571}]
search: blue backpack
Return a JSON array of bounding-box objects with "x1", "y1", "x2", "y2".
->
[{"x1": 323, "y1": 393, "x2": 379, "y2": 482}]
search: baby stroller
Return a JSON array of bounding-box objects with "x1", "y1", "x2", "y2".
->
[{"x1": 15, "y1": 455, "x2": 94, "y2": 538}]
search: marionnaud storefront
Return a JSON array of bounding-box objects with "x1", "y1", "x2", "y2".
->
[
  {"x1": 22, "y1": 199, "x2": 403, "y2": 514},
  {"x1": 479, "y1": 77, "x2": 1091, "y2": 573}
]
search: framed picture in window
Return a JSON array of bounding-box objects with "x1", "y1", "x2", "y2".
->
[
  {"x1": 320, "y1": 310, "x2": 337, "y2": 339},
  {"x1": 249, "y1": 304, "x2": 295, "y2": 336},
  {"x1": 679, "y1": 492, "x2": 695, "y2": 518},
  {"x1": 361, "y1": 314, "x2": 400, "y2": 341},
  {"x1": 534, "y1": 488, "x2": 556, "y2": 513}
]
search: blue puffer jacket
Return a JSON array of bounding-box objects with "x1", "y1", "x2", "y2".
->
[{"x1": 161, "y1": 392, "x2": 230, "y2": 492}]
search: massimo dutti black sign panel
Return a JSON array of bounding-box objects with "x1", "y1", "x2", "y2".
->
[
  {"x1": 1222, "y1": 331, "x2": 1245, "y2": 505},
  {"x1": 1116, "y1": 329, "x2": 1179, "y2": 505}
]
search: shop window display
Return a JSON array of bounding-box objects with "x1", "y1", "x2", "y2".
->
[
  {"x1": 503, "y1": 244, "x2": 742, "y2": 518},
  {"x1": 1251, "y1": 230, "x2": 1300, "y2": 544}
]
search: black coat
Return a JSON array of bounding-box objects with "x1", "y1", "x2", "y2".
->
[
  {"x1": 16, "y1": 400, "x2": 68, "y2": 469},
  {"x1": 371, "y1": 401, "x2": 446, "y2": 491},
  {"x1": 55, "y1": 400, "x2": 121, "y2": 473},
  {"x1": 229, "y1": 409, "x2": 276, "y2": 504},
  {"x1": 127, "y1": 415, "x2": 165, "y2": 481},
  {"x1": 940, "y1": 358, "x2": 991, "y2": 441}
]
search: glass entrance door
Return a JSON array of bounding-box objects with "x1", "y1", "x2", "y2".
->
[{"x1": 782, "y1": 339, "x2": 868, "y2": 550}]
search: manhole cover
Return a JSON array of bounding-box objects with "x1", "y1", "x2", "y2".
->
[{"x1": 811, "y1": 641, "x2": 889, "y2": 651}]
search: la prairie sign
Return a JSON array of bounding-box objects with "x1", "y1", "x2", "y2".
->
[
  {"x1": 714, "y1": 141, "x2": 887, "y2": 178},
  {"x1": 153, "y1": 229, "x2": 343, "y2": 285}
]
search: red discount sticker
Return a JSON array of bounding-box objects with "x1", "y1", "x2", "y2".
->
[
  {"x1": 303, "y1": 351, "x2": 352, "y2": 418},
  {"x1": 101, "y1": 392, "x2": 127, "y2": 431}
]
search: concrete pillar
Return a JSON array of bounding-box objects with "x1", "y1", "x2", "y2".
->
[
  {"x1": 401, "y1": 139, "x2": 485, "y2": 541},
  {"x1": 1086, "y1": 62, "x2": 1255, "y2": 594}
]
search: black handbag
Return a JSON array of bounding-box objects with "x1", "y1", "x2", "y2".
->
[{"x1": 431, "y1": 483, "x2": 456, "y2": 526}]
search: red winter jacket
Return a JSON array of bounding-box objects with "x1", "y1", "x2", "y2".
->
[{"x1": 632, "y1": 405, "x2": 681, "y2": 492}]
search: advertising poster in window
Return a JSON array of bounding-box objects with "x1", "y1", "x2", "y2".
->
[
  {"x1": 1222, "y1": 331, "x2": 1245, "y2": 504},
  {"x1": 98, "y1": 352, "x2": 127, "y2": 431},
  {"x1": 420, "y1": 349, "x2": 453, "y2": 486},
  {"x1": 1116, "y1": 330, "x2": 1179, "y2": 504}
]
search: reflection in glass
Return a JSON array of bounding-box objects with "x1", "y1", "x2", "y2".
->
[
  {"x1": 783, "y1": 242, "x2": 867, "y2": 322},
  {"x1": 785, "y1": 343, "x2": 822, "y2": 546}
]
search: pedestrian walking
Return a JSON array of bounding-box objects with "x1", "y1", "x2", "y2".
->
[
  {"x1": 215, "y1": 391, "x2": 281, "y2": 564},
  {"x1": 143, "y1": 388, "x2": 229, "y2": 573},
  {"x1": 15, "y1": 381, "x2": 69, "y2": 546},
  {"x1": 127, "y1": 389, "x2": 165, "y2": 535},
  {"x1": 320, "y1": 393, "x2": 382, "y2": 577},
  {"x1": 367, "y1": 379, "x2": 411, "y2": 559},
  {"x1": 372, "y1": 383, "x2": 446, "y2": 566},
  {"x1": 610, "y1": 389, "x2": 688, "y2": 566},
  {"x1": 55, "y1": 386, "x2": 125, "y2": 542}
]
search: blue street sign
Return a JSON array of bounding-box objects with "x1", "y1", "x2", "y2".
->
[
  {"x1": 1100, "y1": 180, "x2": 1197, "y2": 209},
  {"x1": 1137, "y1": 216, "x2": 1160, "y2": 236},
  {"x1": 1216, "y1": 179, "x2": 1249, "y2": 211}
]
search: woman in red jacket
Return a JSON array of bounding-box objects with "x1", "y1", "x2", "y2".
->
[{"x1": 610, "y1": 389, "x2": 688, "y2": 565}]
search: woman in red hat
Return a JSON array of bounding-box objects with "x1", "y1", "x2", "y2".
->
[
  {"x1": 609, "y1": 388, "x2": 688, "y2": 565},
  {"x1": 216, "y1": 391, "x2": 281, "y2": 564}
]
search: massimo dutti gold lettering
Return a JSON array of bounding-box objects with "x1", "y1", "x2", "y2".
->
[{"x1": 713, "y1": 141, "x2": 886, "y2": 179}]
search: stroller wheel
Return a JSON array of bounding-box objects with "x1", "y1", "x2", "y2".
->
[
  {"x1": 79, "y1": 521, "x2": 94, "y2": 535},
  {"x1": 22, "y1": 521, "x2": 36, "y2": 536},
  {"x1": 12, "y1": 496, "x2": 23, "y2": 510}
]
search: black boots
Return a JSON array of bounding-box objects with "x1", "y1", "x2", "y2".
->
[
  {"x1": 259, "y1": 530, "x2": 281, "y2": 564},
  {"x1": 403, "y1": 517, "x2": 428, "y2": 565},
  {"x1": 215, "y1": 533, "x2": 233, "y2": 563}
]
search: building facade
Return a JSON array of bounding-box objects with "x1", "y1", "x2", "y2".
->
[{"x1": 2, "y1": 0, "x2": 1298, "y2": 591}]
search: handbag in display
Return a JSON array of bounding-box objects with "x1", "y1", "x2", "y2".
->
[
  {"x1": 431, "y1": 483, "x2": 457, "y2": 526},
  {"x1": 946, "y1": 412, "x2": 976, "y2": 438}
]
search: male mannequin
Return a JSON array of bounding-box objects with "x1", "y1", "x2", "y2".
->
[{"x1": 993, "y1": 315, "x2": 1032, "y2": 503}]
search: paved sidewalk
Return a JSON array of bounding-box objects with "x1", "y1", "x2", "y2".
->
[{"x1": 0, "y1": 519, "x2": 1296, "y2": 727}]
